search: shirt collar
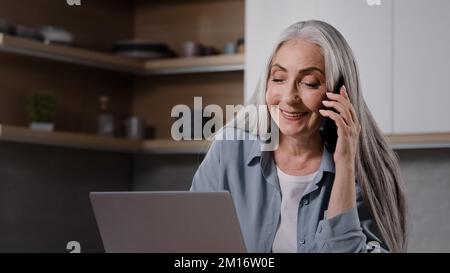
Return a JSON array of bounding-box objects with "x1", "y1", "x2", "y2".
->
[
  {"x1": 246, "y1": 138, "x2": 335, "y2": 172},
  {"x1": 246, "y1": 139, "x2": 263, "y2": 165},
  {"x1": 247, "y1": 138, "x2": 336, "y2": 192}
]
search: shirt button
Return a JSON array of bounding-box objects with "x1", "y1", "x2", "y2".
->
[
  {"x1": 299, "y1": 239, "x2": 306, "y2": 245},
  {"x1": 302, "y1": 199, "x2": 309, "y2": 206}
]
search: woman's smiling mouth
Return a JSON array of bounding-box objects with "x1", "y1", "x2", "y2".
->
[{"x1": 279, "y1": 109, "x2": 309, "y2": 121}]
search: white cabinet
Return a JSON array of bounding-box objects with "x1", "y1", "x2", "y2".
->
[
  {"x1": 246, "y1": 0, "x2": 393, "y2": 133},
  {"x1": 393, "y1": 0, "x2": 450, "y2": 133}
]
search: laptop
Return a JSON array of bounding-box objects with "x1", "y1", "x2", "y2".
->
[{"x1": 90, "y1": 191, "x2": 247, "y2": 253}]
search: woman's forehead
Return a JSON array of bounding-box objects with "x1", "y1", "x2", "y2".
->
[{"x1": 271, "y1": 39, "x2": 325, "y2": 71}]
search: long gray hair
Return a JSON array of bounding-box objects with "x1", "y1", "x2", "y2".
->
[{"x1": 225, "y1": 20, "x2": 408, "y2": 252}]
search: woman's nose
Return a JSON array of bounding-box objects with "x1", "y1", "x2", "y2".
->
[{"x1": 284, "y1": 82, "x2": 302, "y2": 104}]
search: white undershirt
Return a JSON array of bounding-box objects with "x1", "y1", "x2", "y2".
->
[{"x1": 272, "y1": 166, "x2": 318, "y2": 253}]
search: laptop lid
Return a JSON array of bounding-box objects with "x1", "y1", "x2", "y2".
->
[{"x1": 90, "y1": 191, "x2": 247, "y2": 253}]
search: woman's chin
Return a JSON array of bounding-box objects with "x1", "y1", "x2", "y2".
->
[
  {"x1": 279, "y1": 122, "x2": 320, "y2": 138},
  {"x1": 279, "y1": 126, "x2": 305, "y2": 137}
]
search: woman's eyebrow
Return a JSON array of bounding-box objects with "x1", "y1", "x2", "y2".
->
[
  {"x1": 271, "y1": 63, "x2": 324, "y2": 75},
  {"x1": 299, "y1": 67, "x2": 324, "y2": 75},
  {"x1": 270, "y1": 63, "x2": 287, "y2": 72}
]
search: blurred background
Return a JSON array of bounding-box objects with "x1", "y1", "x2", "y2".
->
[{"x1": 0, "y1": 0, "x2": 448, "y2": 252}]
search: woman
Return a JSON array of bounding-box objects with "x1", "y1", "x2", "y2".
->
[{"x1": 190, "y1": 20, "x2": 408, "y2": 253}]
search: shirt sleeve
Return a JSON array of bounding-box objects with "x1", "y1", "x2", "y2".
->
[
  {"x1": 314, "y1": 184, "x2": 389, "y2": 253},
  {"x1": 190, "y1": 139, "x2": 222, "y2": 192}
]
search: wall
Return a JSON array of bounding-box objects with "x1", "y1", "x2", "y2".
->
[
  {"x1": 132, "y1": 153, "x2": 204, "y2": 191},
  {"x1": 0, "y1": 142, "x2": 131, "y2": 253}
]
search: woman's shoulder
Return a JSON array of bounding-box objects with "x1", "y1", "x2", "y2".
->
[
  {"x1": 208, "y1": 127, "x2": 262, "y2": 161},
  {"x1": 213, "y1": 126, "x2": 260, "y2": 141}
]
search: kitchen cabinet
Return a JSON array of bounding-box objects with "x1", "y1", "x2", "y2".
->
[
  {"x1": 246, "y1": 0, "x2": 393, "y2": 133},
  {"x1": 393, "y1": 0, "x2": 450, "y2": 133},
  {"x1": 246, "y1": 0, "x2": 450, "y2": 138}
]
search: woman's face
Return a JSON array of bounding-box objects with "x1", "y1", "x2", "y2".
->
[{"x1": 266, "y1": 38, "x2": 327, "y2": 138}]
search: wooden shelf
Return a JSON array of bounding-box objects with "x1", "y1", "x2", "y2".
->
[
  {"x1": 0, "y1": 33, "x2": 145, "y2": 74},
  {"x1": 0, "y1": 124, "x2": 209, "y2": 154},
  {"x1": 144, "y1": 54, "x2": 245, "y2": 75},
  {"x1": 0, "y1": 34, "x2": 244, "y2": 75},
  {"x1": 142, "y1": 139, "x2": 210, "y2": 154},
  {"x1": 387, "y1": 133, "x2": 450, "y2": 149},
  {"x1": 0, "y1": 124, "x2": 142, "y2": 153}
]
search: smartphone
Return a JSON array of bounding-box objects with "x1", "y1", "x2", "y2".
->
[{"x1": 319, "y1": 76, "x2": 345, "y2": 154}]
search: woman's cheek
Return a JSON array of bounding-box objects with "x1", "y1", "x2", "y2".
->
[
  {"x1": 305, "y1": 91, "x2": 327, "y2": 111},
  {"x1": 265, "y1": 89, "x2": 280, "y2": 125},
  {"x1": 265, "y1": 88, "x2": 277, "y2": 106}
]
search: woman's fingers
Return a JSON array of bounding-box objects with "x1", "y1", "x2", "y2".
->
[
  {"x1": 326, "y1": 87, "x2": 352, "y2": 109},
  {"x1": 319, "y1": 109, "x2": 347, "y2": 132},
  {"x1": 341, "y1": 86, "x2": 359, "y2": 123},
  {"x1": 322, "y1": 99, "x2": 352, "y2": 126},
  {"x1": 326, "y1": 86, "x2": 359, "y2": 125},
  {"x1": 341, "y1": 85, "x2": 350, "y2": 99}
]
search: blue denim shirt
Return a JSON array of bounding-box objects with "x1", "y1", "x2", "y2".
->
[{"x1": 190, "y1": 128, "x2": 388, "y2": 253}]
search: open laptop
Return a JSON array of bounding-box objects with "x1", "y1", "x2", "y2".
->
[{"x1": 90, "y1": 191, "x2": 247, "y2": 253}]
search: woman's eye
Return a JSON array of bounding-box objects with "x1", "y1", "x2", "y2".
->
[
  {"x1": 301, "y1": 82, "x2": 320, "y2": 89},
  {"x1": 271, "y1": 78, "x2": 285, "y2": 83}
]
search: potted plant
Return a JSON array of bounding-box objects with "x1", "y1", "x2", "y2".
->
[{"x1": 28, "y1": 92, "x2": 57, "y2": 132}]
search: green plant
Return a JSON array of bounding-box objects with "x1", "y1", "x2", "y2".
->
[{"x1": 28, "y1": 93, "x2": 57, "y2": 123}]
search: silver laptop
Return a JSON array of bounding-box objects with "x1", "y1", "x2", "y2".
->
[{"x1": 90, "y1": 191, "x2": 247, "y2": 253}]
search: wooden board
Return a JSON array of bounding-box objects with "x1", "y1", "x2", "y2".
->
[
  {"x1": 0, "y1": 34, "x2": 145, "y2": 74},
  {"x1": 142, "y1": 139, "x2": 210, "y2": 154},
  {"x1": 0, "y1": 124, "x2": 141, "y2": 152},
  {"x1": 387, "y1": 133, "x2": 450, "y2": 149},
  {"x1": 0, "y1": 124, "x2": 211, "y2": 154},
  {"x1": 0, "y1": 34, "x2": 244, "y2": 74},
  {"x1": 144, "y1": 53, "x2": 244, "y2": 74}
]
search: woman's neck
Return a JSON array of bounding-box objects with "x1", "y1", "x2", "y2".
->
[{"x1": 273, "y1": 132, "x2": 323, "y2": 176}]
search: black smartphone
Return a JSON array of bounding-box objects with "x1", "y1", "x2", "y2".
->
[{"x1": 319, "y1": 76, "x2": 345, "y2": 154}]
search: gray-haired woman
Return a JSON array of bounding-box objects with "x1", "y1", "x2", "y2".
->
[{"x1": 190, "y1": 20, "x2": 408, "y2": 253}]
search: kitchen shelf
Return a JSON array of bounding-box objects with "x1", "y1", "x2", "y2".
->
[
  {"x1": 142, "y1": 139, "x2": 210, "y2": 154},
  {"x1": 0, "y1": 124, "x2": 210, "y2": 154},
  {"x1": 387, "y1": 133, "x2": 450, "y2": 150},
  {"x1": 0, "y1": 33, "x2": 145, "y2": 74},
  {"x1": 0, "y1": 124, "x2": 142, "y2": 152},
  {"x1": 144, "y1": 54, "x2": 245, "y2": 75},
  {"x1": 0, "y1": 33, "x2": 245, "y2": 75}
]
